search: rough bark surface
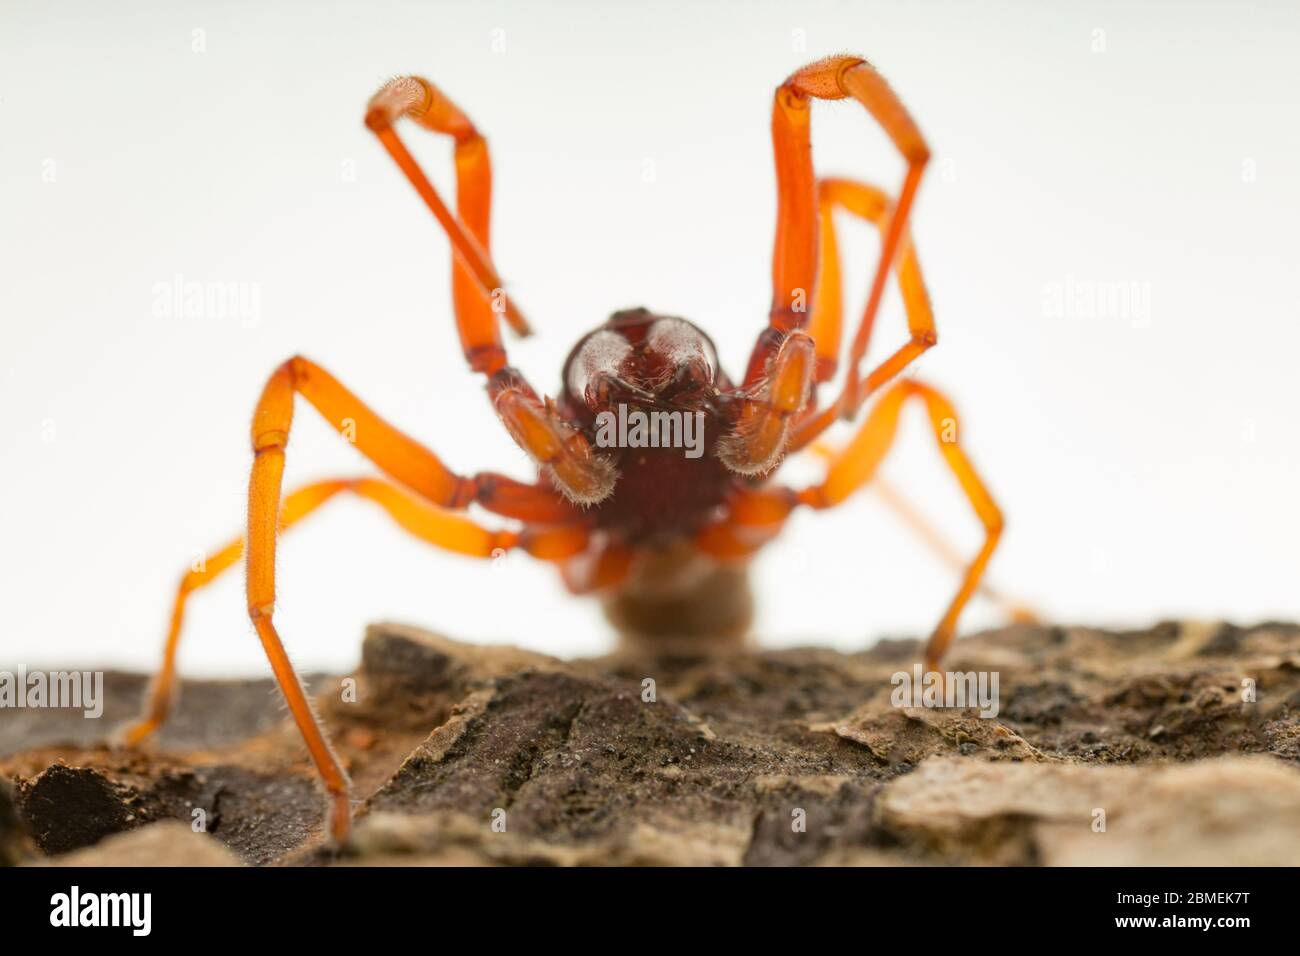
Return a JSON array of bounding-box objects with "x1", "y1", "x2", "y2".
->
[{"x1": 2, "y1": 619, "x2": 1298, "y2": 866}]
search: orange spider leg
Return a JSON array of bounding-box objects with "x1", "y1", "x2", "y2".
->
[
  {"x1": 205, "y1": 356, "x2": 587, "y2": 844},
  {"x1": 366, "y1": 78, "x2": 615, "y2": 504},
  {"x1": 366, "y1": 76, "x2": 528, "y2": 375},
  {"x1": 559, "y1": 537, "x2": 636, "y2": 595},
  {"x1": 737, "y1": 56, "x2": 930, "y2": 473},
  {"x1": 803, "y1": 178, "x2": 937, "y2": 423},
  {"x1": 694, "y1": 520, "x2": 767, "y2": 561},
  {"x1": 805, "y1": 186, "x2": 849, "y2": 384},
  {"x1": 122, "y1": 475, "x2": 581, "y2": 748},
  {"x1": 231, "y1": 357, "x2": 575, "y2": 523},
  {"x1": 695, "y1": 485, "x2": 797, "y2": 560},
  {"x1": 122, "y1": 478, "x2": 349, "y2": 747},
  {"x1": 759, "y1": 55, "x2": 928, "y2": 353},
  {"x1": 702, "y1": 379, "x2": 1002, "y2": 672},
  {"x1": 869, "y1": 477, "x2": 1037, "y2": 624},
  {"x1": 799, "y1": 379, "x2": 1002, "y2": 671},
  {"x1": 792, "y1": 176, "x2": 937, "y2": 451},
  {"x1": 798, "y1": 437, "x2": 1033, "y2": 621}
]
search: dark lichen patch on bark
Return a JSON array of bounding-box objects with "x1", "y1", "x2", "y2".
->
[{"x1": 8, "y1": 754, "x2": 321, "y2": 865}]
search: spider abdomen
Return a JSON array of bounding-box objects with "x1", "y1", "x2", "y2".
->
[{"x1": 601, "y1": 540, "x2": 753, "y2": 649}]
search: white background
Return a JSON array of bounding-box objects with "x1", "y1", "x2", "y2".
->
[{"x1": 2, "y1": 0, "x2": 1298, "y2": 675}]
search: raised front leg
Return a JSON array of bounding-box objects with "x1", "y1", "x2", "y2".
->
[
  {"x1": 754, "y1": 55, "x2": 929, "y2": 367},
  {"x1": 366, "y1": 76, "x2": 529, "y2": 372},
  {"x1": 733, "y1": 55, "x2": 932, "y2": 476},
  {"x1": 365, "y1": 78, "x2": 617, "y2": 505}
]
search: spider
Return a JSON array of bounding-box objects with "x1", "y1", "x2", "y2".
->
[{"x1": 121, "y1": 54, "x2": 1022, "y2": 844}]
